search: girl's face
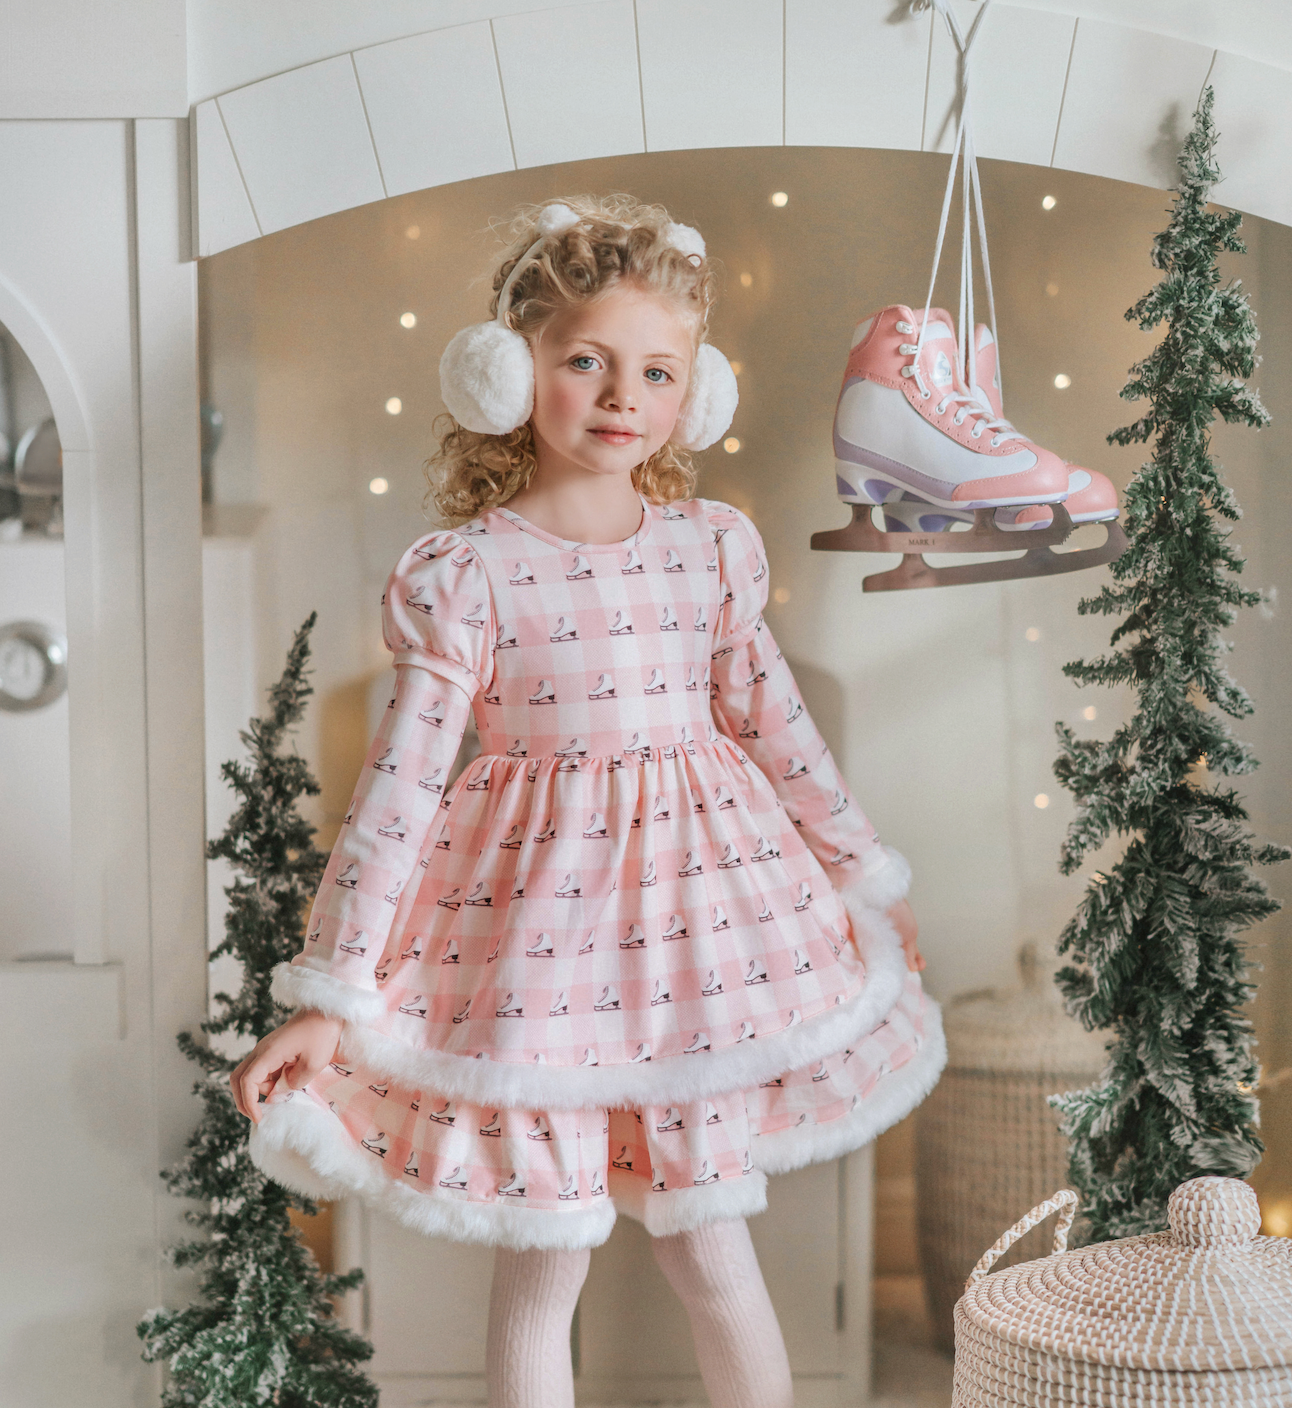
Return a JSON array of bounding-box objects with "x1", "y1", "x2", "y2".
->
[{"x1": 529, "y1": 283, "x2": 694, "y2": 480}]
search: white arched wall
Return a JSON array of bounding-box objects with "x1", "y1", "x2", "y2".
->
[{"x1": 191, "y1": 0, "x2": 1292, "y2": 259}]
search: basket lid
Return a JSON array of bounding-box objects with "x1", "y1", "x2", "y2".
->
[{"x1": 959, "y1": 1177, "x2": 1292, "y2": 1372}]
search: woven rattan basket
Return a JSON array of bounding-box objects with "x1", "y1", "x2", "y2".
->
[
  {"x1": 915, "y1": 945, "x2": 1107, "y2": 1350},
  {"x1": 952, "y1": 1177, "x2": 1292, "y2": 1408}
]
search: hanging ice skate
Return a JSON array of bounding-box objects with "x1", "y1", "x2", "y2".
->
[{"x1": 811, "y1": 0, "x2": 1127, "y2": 591}]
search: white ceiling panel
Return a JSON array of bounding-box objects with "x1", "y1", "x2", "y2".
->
[
  {"x1": 1052, "y1": 19, "x2": 1215, "y2": 189},
  {"x1": 493, "y1": 2, "x2": 644, "y2": 168},
  {"x1": 191, "y1": 98, "x2": 262, "y2": 257},
  {"x1": 354, "y1": 23, "x2": 515, "y2": 198},
  {"x1": 925, "y1": 3, "x2": 1076, "y2": 167},
  {"x1": 785, "y1": 0, "x2": 931, "y2": 151},
  {"x1": 637, "y1": 0, "x2": 783, "y2": 153},
  {"x1": 1208, "y1": 51, "x2": 1292, "y2": 229},
  {"x1": 217, "y1": 54, "x2": 386, "y2": 235}
]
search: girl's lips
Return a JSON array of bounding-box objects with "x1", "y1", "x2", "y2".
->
[{"x1": 589, "y1": 428, "x2": 640, "y2": 445}]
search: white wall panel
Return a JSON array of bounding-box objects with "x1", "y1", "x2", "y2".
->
[
  {"x1": 355, "y1": 23, "x2": 515, "y2": 199},
  {"x1": 637, "y1": 0, "x2": 783, "y2": 153},
  {"x1": 1209, "y1": 51, "x2": 1292, "y2": 232},
  {"x1": 192, "y1": 99, "x2": 262, "y2": 257},
  {"x1": 217, "y1": 55, "x2": 386, "y2": 236},
  {"x1": 925, "y1": 3, "x2": 1076, "y2": 167},
  {"x1": 785, "y1": 0, "x2": 931, "y2": 151},
  {"x1": 1052, "y1": 19, "x2": 1215, "y2": 189},
  {"x1": 494, "y1": 1, "x2": 644, "y2": 168}
]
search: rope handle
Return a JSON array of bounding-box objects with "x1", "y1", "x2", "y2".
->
[{"x1": 966, "y1": 1189, "x2": 1079, "y2": 1286}]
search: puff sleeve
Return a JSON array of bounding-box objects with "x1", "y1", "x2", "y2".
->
[
  {"x1": 704, "y1": 500, "x2": 910, "y2": 914},
  {"x1": 270, "y1": 530, "x2": 495, "y2": 1023}
]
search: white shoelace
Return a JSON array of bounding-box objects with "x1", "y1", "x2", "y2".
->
[{"x1": 907, "y1": 0, "x2": 1004, "y2": 422}]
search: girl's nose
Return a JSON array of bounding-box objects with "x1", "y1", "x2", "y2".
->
[{"x1": 601, "y1": 375, "x2": 638, "y2": 413}]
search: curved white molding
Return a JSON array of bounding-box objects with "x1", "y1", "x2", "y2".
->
[
  {"x1": 191, "y1": 1, "x2": 1292, "y2": 260},
  {"x1": 0, "y1": 270, "x2": 92, "y2": 451}
]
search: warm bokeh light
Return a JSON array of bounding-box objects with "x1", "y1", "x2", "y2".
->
[
  {"x1": 1045, "y1": 282, "x2": 1060, "y2": 297},
  {"x1": 770, "y1": 191, "x2": 789, "y2": 207},
  {"x1": 1054, "y1": 373, "x2": 1072, "y2": 389},
  {"x1": 739, "y1": 272, "x2": 753, "y2": 288},
  {"x1": 1083, "y1": 705, "x2": 1097, "y2": 721},
  {"x1": 1025, "y1": 626, "x2": 1041, "y2": 642},
  {"x1": 723, "y1": 437, "x2": 741, "y2": 454},
  {"x1": 400, "y1": 312, "x2": 417, "y2": 328},
  {"x1": 1042, "y1": 195, "x2": 1057, "y2": 210},
  {"x1": 369, "y1": 477, "x2": 389, "y2": 495},
  {"x1": 385, "y1": 397, "x2": 402, "y2": 415},
  {"x1": 1034, "y1": 794, "x2": 1050, "y2": 809},
  {"x1": 405, "y1": 225, "x2": 420, "y2": 239},
  {"x1": 773, "y1": 587, "x2": 791, "y2": 604},
  {"x1": 729, "y1": 361, "x2": 743, "y2": 376},
  {"x1": 1264, "y1": 1199, "x2": 1291, "y2": 1237}
]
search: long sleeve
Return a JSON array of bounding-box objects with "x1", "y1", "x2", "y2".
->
[
  {"x1": 271, "y1": 528, "x2": 495, "y2": 1022},
  {"x1": 704, "y1": 500, "x2": 911, "y2": 915}
]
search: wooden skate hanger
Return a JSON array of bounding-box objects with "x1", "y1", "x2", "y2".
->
[{"x1": 810, "y1": 502, "x2": 1128, "y2": 591}]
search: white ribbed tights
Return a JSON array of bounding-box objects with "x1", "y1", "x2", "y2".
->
[{"x1": 485, "y1": 1217, "x2": 794, "y2": 1408}]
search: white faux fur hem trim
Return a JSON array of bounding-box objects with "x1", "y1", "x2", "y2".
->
[
  {"x1": 335, "y1": 910, "x2": 909, "y2": 1111},
  {"x1": 272, "y1": 960, "x2": 386, "y2": 1025},
  {"x1": 609, "y1": 1167, "x2": 769, "y2": 1235},
  {"x1": 753, "y1": 1002, "x2": 947, "y2": 1175},
  {"x1": 248, "y1": 1093, "x2": 618, "y2": 1251},
  {"x1": 839, "y1": 846, "x2": 911, "y2": 913}
]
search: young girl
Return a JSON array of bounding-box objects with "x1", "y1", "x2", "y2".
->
[{"x1": 232, "y1": 194, "x2": 944, "y2": 1408}]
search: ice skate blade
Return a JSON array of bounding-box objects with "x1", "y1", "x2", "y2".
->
[{"x1": 811, "y1": 502, "x2": 1075, "y2": 556}]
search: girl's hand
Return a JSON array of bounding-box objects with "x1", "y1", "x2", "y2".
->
[
  {"x1": 886, "y1": 897, "x2": 925, "y2": 973},
  {"x1": 230, "y1": 1009, "x2": 344, "y2": 1124}
]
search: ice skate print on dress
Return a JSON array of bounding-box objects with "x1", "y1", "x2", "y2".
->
[
  {"x1": 487, "y1": 935, "x2": 502, "y2": 962},
  {"x1": 828, "y1": 846, "x2": 856, "y2": 866},
  {"x1": 339, "y1": 929, "x2": 368, "y2": 956},
  {"x1": 741, "y1": 1149, "x2": 755, "y2": 1175},
  {"x1": 759, "y1": 1076, "x2": 784, "y2": 1088},
  {"x1": 736, "y1": 1020, "x2": 756, "y2": 1041},
  {"x1": 653, "y1": 794, "x2": 670, "y2": 821},
  {"x1": 556, "y1": 755, "x2": 582, "y2": 773},
  {"x1": 651, "y1": 979, "x2": 672, "y2": 1006},
  {"x1": 435, "y1": 830, "x2": 451, "y2": 852},
  {"x1": 436, "y1": 887, "x2": 461, "y2": 909},
  {"x1": 639, "y1": 860, "x2": 657, "y2": 887},
  {"x1": 461, "y1": 603, "x2": 487, "y2": 630},
  {"x1": 584, "y1": 812, "x2": 607, "y2": 838},
  {"x1": 533, "y1": 818, "x2": 556, "y2": 843},
  {"x1": 683, "y1": 1031, "x2": 711, "y2": 1054},
  {"x1": 608, "y1": 610, "x2": 633, "y2": 635},
  {"x1": 398, "y1": 994, "x2": 427, "y2": 1018},
  {"x1": 384, "y1": 879, "x2": 403, "y2": 904},
  {"x1": 588, "y1": 672, "x2": 615, "y2": 698},
  {"x1": 504, "y1": 739, "x2": 527, "y2": 758},
  {"x1": 429, "y1": 1100, "x2": 456, "y2": 1125},
  {"x1": 745, "y1": 959, "x2": 769, "y2": 985},
  {"x1": 611, "y1": 1144, "x2": 634, "y2": 1170},
  {"x1": 479, "y1": 1112, "x2": 502, "y2": 1136},
  {"x1": 329, "y1": 1061, "x2": 354, "y2": 1076},
  {"x1": 660, "y1": 605, "x2": 679, "y2": 631},
  {"x1": 578, "y1": 1048, "x2": 599, "y2": 1066},
  {"x1": 404, "y1": 585, "x2": 434, "y2": 616},
  {"x1": 307, "y1": 918, "x2": 321, "y2": 941},
  {"x1": 593, "y1": 984, "x2": 620, "y2": 1011},
  {"x1": 663, "y1": 548, "x2": 684, "y2": 572},
  {"x1": 508, "y1": 560, "x2": 534, "y2": 585},
  {"x1": 404, "y1": 1150, "x2": 419, "y2": 1178},
  {"x1": 829, "y1": 790, "x2": 849, "y2": 816},
  {"x1": 783, "y1": 756, "x2": 808, "y2": 780},
  {"x1": 525, "y1": 759, "x2": 540, "y2": 783},
  {"x1": 678, "y1": 851, "x2": 702, "y2": 877},
  {"x1": 684, "y1": 666, "x2": 698, "y2": 692},
  {"x1": 554, "y1": 872, "x2": 581, "y2": 898},
  {"x1": 744, "y1": 658, "x2": 767, "y2": 687},
  {"x1": 499, "y1": 824, "x2": 522, "y2": 849},
  {"x1": 712, "y1": 904, "x2": 729, "y2": 931},
  {"x1": 621, "y1": 547, "x2": 643, "y2": 574},
  {"x1": 690, "y1": 787, "x2": 705, "y2": 813},
  {"x1": 619, "y1": 924, "x2": 646, "y2": 949},
  {"x1": 496, "y1": 992, "x2": 523, "y2": 1017},
  {"x1": 750, "y1": 835, "x2": 779, "y2": 861},
  {"x1": 377, "y1": 815, "x2": 406, "y2": 841},
  {"x1": 590, "y1": 1170, "x2": 606, "y2": 1197},
  {"x1": 369, "y1": 1080, "x2": 389, "y2": 1097},
  {"x1": 464, "y1": 881, "x2": 492, "y2": 906},
  {"x1": 651, "y1": 1165, "x2": 667, "y2": 1192},
  {"x1": 439, "y1": 1165, "x2": 468, "y2": 1190},
  {"x1": 361, "y1": 1127, "x2": 390, "y2": 1158},
  {"x1": 785, "y1": 696, "x2": 804, "y2": 724},
  {"x1": 533, "y1": 1051, "x2": 547, "y2": 1064},
  {"x1": 452, "y1": 998, "x2": 471, "y2": 1024},
  {"x1": 657, "y1": 1106, "x2": 683, "y2": 1132},
  {"x1": 527, "y1": 1115, "x2": 552, "y2": 1140},
  {"x1": 630, "y1": 1042, "x2": 652, "y2": 1062},
  {"x1": 794, "y1": 882, "x2": 812, "y2": 910},
  {"x1": 465, "y1": 767, "x2": 489, "y2": 791},
  {"x1": 785, "y1": 1009, "x2": 803, "y2": 1027},
  {"x1": 418, "y1": 699, "x2": 446, "y2": 727},
  {"x1": 794, "y1": 949, "x2": 812, "y2": 974},
  {"x1": 549, "y1": 614, "x2": 577, "y2": 642},
  {"x1": 661, "y1": 913, "x2": 687, "y2": 940},
  {"x1": 565, "y1": 553, "x2": 593, "y2": 580},
  {"x1": 810, "y1": 1060, "x2": 830, "y2": 1082},
  {"x1": 373, "y1": 747, "x2": 398, "y2": 774},
  {"x1": 693, "y1": 1159, "x2": 720, "y2": 1185},
  {"x1": 559, "y1": 1174, "x2": 579, "y2": 1200},
  {"x1": 497, "y1": 1172, "x2": 526, "y2": 1197},
  {"x1": 335, "y1": 863, "x2": 359, "y2": 889},
  {"x1": 496, "y1": 622, "x2": 518, "y2": 649},
  {"x1": 701, "y1": 969, "x2": 723, "y2": 995},
  {"x1": 526, "y1": 932, "x2": 554, "y2": 957},
  {"x1": 528, "y1": 678, "x2": 556, "y2": 705},
  {"x1": 714, "y1": 784, "x2": 736, "y2": 809},
  {"x1": 417, "y1": 768, "x2": 444, "y2": 792},
  {"x1": 546, "y1": 989, "x2": 570, "y2": 1016},
  {"x1": 717, "y1": 843, "x2": 741, "y2": 869}
]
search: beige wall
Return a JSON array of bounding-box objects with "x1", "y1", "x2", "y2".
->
[{"x1": 199, "y1": 144, "x2": 1291, "y2": 1231}]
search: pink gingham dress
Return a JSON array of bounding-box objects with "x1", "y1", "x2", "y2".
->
[{"x1": 250, "y1": 496, "x2": 943, "y2": 1249}]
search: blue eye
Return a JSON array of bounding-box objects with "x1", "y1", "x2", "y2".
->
[
  {"x1": 571, "y1": 355, "x2": 596, "y2": 370},
  {"x1": 645, "y1": 367, "x2": 670, "y2": 383}
]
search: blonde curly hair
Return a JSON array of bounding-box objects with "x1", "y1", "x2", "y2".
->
[{"x1": 424, "y1": 193, "x2": 717, "y2": 526}]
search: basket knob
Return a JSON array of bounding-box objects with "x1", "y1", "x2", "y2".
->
[{"x1": 1167, "y1": 1176, "x2": 1261, "y2": 1248}]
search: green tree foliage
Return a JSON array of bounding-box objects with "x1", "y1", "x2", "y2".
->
[
  {"x1": 138, "y1": 614, "x2": 378, "y2": 1406},
  {"x1": 1049, "y1": 87, "x2": 1289, "y2": 1240}
]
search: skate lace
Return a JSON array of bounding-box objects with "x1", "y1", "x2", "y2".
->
[{"x1": 894, "y1": 331, "x2": 1021, "y2": 444}]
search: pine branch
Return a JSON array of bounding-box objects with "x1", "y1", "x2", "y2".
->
[
  {"x1": 139, "y1": 616, "x2": 379, "y2": 1406},
  {"x1": 1048, "y1": 86, "x2": 1289, "y2": 1240}
]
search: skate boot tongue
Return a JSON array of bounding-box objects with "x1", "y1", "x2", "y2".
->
[
  {"x1": 971, "y1": 324, "x2": 1003, "y2": 418},
  {"x1": 910, "y1": 310, "x2": 960, "y2": 396}
]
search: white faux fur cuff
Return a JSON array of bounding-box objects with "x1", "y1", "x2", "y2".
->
[
  {"x1": 838, "y1": 846, "x2": 911, "y2": 913},
  {"x1": 271, "y1": 960, "x2": 387, "y2": 1025}
]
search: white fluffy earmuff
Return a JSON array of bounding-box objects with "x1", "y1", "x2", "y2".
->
[{"x1": 438, "y1": 206, "x2": 738, "y2": 449}]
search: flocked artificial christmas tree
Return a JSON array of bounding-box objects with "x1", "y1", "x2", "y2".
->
[
  {"x1": 1049, "y1": 86, "x2": 1289, "y2": 1242},
  {"x1": 138, "y1": 614, "x2": 378, "y2": 1407}
]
